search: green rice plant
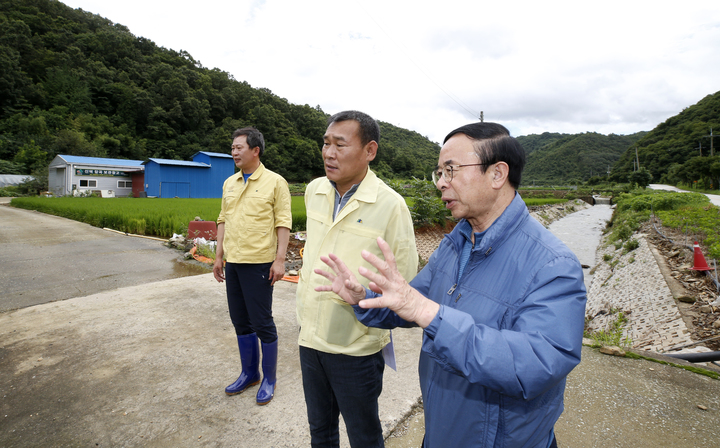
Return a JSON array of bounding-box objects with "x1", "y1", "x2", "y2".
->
[
  {"x1": 523, "y1": 197, "x2": 569, "y2": 207},
  {"x1": 291, "y1": 196, "x2": 306, "y2": 232},
  {"x1": 10, "y1": 196, "x2": 309, "y2": 237}
]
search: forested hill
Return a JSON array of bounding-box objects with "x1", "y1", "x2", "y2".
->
[
  {"x1": 515, "y1": 132, "x2": 569, "y2": 155},
  {"x1": 0, "y1": 0, "x2": 440, "y2": 182},
  {"x1": 610, "y1": 90, "x2": 720, "y2": 187},
  {"x1": 518, "y1": 132, "x2": 645, "y2": 185}
]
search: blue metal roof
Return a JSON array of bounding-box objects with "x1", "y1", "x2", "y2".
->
[
  {"x1": 192, "y1": 151, "x2": 233, "y2": 158},
  {"x1": 58, "y1": 155, "x2": 144, "y2": 166},
  {"x1": 145, "y1": 158, "x2": 211, "y2": 168}
]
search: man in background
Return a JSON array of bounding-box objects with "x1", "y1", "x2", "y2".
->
[{"x1": 214, "y1": 126, "x2": 291, "y2": 406}]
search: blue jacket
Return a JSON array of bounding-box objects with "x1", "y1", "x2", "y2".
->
[{"x1": 355, "y1": 194, "x2": 586, "y2": 448}]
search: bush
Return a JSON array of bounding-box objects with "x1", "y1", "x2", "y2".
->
[
  {"x1": 0, "y1": 186, "x2": 23, "y2": 197},
  {"x1": 402, "y1": 178, "x2": 452, "y2": 228}
]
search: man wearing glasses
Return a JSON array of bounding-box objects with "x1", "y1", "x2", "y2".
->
[{"x1": 314, "y1": 122, "x2": 586, "y2": 448}]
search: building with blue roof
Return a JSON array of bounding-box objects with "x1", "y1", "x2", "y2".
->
[
  {"x1": 48, "y1": 155, "x2": 145, "y2": 197},
  {"x1": 142, "y1": 152, "x2": 234, "y2": 198},
  {"x1": 48, "y1": 152, "x2": 235, "y2": 198}
]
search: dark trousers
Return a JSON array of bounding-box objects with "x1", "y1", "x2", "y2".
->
[
  {"x1": 224, "y1": 262, "x2": 277, "y2": 343},
  {"x1": 299, "y1": 346, "x2": 385, "y2": 448}
]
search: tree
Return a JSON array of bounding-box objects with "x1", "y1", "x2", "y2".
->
[
  {"x1": 13, "y1": 141, "x2": 48, "y2": 174},
  {"x1": 628, "y1": 167, "x2": 652, "y2": 189}
]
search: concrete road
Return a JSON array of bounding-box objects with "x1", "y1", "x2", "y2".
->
[
  {"x1": 0, "y1": 200, "x2": 208, "y2": 312},
  {"x1": 0, "y1": 199, "x2": 423, "y2": 447},
  {"x1": 3, "y1": 198, "x2": 720, "y2": 448},
  {"x1": 0, "y1": 275, "x2": 423, "y2": 447},
  {"x1": 649, "y1": 184, "x2": 720, "y2": 207}
]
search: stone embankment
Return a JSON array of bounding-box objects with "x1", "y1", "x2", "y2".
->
[
  {"x1": 585, "y1": 224, "x2": 720, "y2": 357},
  {"x1": 585, "y1": 233, "x2": 698, "y2": 353}
]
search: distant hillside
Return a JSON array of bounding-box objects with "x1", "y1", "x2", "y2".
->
[
  {"x1": 0, "y1": 0, "x2": 439, "y2": 182},
  {"x1": 610, "y1": 91, "x2": 720, "y2": 187},
  {"x1": 519, "y1": 132, "x2": 645, "y2": 185},
  {"x1": 515, "y1": 132, "x2": 569, "y2": 155}
]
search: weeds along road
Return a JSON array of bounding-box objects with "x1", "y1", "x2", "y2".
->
[{"x1": 0, "y1": 200, "x2": 207, "y2": 312}]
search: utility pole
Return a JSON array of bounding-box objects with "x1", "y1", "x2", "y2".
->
[
  {"x1": 704, "y1": 128, "x2": 715, "y2": 156},
  {"x1": 635, "y1": 146, "x2": 640, "y2": 171},
  {"x1": 479, "y1": 111, "x2": 484, "y2": 122},
  {"x1": 697, "y1": 142, "x2": 703, "y2": 156}
]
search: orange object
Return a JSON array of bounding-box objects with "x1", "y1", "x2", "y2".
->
[
  {"x1": 691, "y1": 241, "x2": 712, "y2": 271},
  {"x1": 281, "y1": 275, "x2": 299, "y2": 283},
  {"x1": 189, "y1": 245, "x2": 215, "y2": 265},
  {"x1": 188, "y1": 221, "x2": 217, "y2": 240}
]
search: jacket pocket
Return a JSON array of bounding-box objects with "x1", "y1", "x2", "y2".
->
[{"x1": 317, "y1": 298, "x2": 368, "y2": 347}]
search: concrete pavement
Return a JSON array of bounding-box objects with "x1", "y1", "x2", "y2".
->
[
  {"x1": 0, "y1": 274, "x2": 423, "y2": 447},
  {"x1": 0, "y1": 199, "x2": 208, "y2": 311},
  {"x1": 3, "y1": 199, "x2": 720, "y2": 447}
]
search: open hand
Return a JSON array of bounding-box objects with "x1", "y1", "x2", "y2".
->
[
  {"x1": 358, "y1": 237, "x2": 440, "y2": 327},
  {"x1": 314, "y1": 253, "x2": 367, "y2": 305},
  {"x1": 319, "y1": 237, "x2": 440, "y2": 328}
]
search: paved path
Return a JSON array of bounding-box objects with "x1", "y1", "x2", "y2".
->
[
  {"x1": 649, "y1": 184, "x2": 720, "y2": 206},
  {"x1": 0, "y1": 201, "x2": 422, "y2": 448},
  {"x1": 0, "y1": 200, "x2": 207, "y2": 311}
]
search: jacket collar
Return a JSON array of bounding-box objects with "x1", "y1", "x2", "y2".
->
[
  {"x1": 245, "y1": 162, "x2": 265, "y2": 181},
  {"x1": 447, "y1": 192, "x2": 528, "y2": 255},
  {"x1": 316, "y1": 168, "x2": 379, "y2": 205}
]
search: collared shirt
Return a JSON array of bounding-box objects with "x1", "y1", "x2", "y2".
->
[
  {"x1": 296, "y1": 169, "x2": 418, "y2": 356},
  {"x1": 217, "y1": 163, "x2": 292, "y2": 264},
  {"x1": 330, "y1": 181, "x2": 360, "y2": 220}
]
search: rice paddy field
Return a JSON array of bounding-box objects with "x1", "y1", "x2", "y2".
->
[
  {"x1": 10, "y1": 196, "x2": 307, "y2": 237},
  {"x1": 9, "y1": 195, "x2": 566, "y2": 238}
]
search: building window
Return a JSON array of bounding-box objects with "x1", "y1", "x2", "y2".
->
[
  {"x1": 79, "y1": 179, "x2": 97, "y2": 188},
  {"x1": 118, "y1": 180, "x2": 132, "y2": 188}
]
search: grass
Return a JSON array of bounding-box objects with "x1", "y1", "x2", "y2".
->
[
  {"x1": 605, "y1": 189, "x2": 720, "y2": 259},
  {"x1": 523, "y1": 197, "x2": 573, "y2": 207},
  {"x1": 585, "y1": 308, "x2": 632, "y2": 349},
  {"x1": 10, "y1": 196, "x2": 308, "y2": 237},
  {"x1": 624, "y1": 352, "x2": 720, "y2": 380},
  {"x1": 9, "y1": 193, "x2": 576, "y2": 239}
]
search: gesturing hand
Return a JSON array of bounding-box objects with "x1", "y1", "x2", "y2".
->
[
  {"x1": 316, "y1": 237, "x2": 440, "y2": 328},
  {"x1": 314, "y1": 253, "x2": 368, "y2": 305}
]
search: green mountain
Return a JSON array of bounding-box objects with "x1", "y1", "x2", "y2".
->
[
  {"x1": 515, "y1": 132, "x2": 569, "y2": 155},
  {"x1": 0, "y1": 0, "x2": 439, "y2": 183},
  {"x1": 610, "y1": 91, "x2": 720, "y2": 188},
  {"x1": 518, "y1": 132, "x2": 645, "y2": 185}
]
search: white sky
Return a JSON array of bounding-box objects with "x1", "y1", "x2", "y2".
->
[{"x1": 61, "y1": 0, "x2": 720, "y2": 144}]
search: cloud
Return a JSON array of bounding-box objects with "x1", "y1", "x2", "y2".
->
[{"x1": 60, "y1": 0, "x2": 720, "y2": 143}]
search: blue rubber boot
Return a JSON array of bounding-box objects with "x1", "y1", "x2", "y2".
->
[
  {"x1": 256, "y1": 339, "x2": 278, "y2": 405},
  {"x1": 225, "y1": 333, "x2": 260, "y2": 396}
]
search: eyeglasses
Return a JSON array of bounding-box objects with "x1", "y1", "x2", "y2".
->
[{"x1": 432, "y1": 163, "x2": 489, "y2": 184}]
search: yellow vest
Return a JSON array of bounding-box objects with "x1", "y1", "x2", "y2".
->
[
  {"x1": 297, "y1": 169, "x2": 418, "y2": 355},
  {"x1": 217, "y1": 163, "x2": 292, "y2": 263}
]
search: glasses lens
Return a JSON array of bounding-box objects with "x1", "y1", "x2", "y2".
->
[{"x1": 432, "y1": 169, "x2": 440, "y2": 184}]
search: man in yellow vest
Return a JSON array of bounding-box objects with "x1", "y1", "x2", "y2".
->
[
  {"x1": 214, "y1": 127, "x2": 291, "y2": 405},
  {"x1": 296, "y1": 111, "x2": 417, "y2": 447}
]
